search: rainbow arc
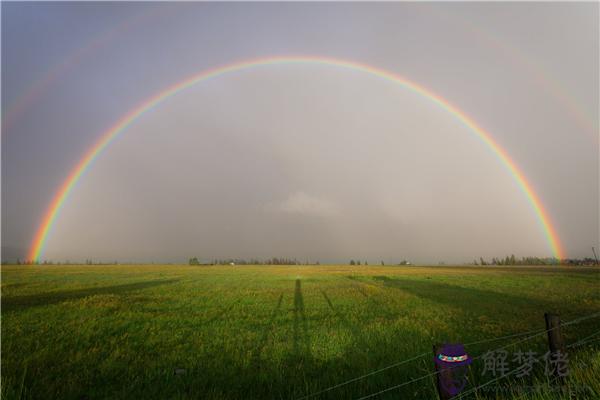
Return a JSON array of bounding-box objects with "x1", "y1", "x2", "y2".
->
[{"x1": 28, "y1": 56, "x2": 565, "y2": 261}]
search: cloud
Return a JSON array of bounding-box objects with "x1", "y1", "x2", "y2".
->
[{"x1": 266, "y1": 191, "x2": 340, "y2": 218}]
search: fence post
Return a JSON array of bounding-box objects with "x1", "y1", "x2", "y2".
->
[
  {"x1": 433, "y1": 344, "x2": 453, "y2": 400},
  {"x1": 544, "y1": 313, "x2": 568, "y2": 383}
]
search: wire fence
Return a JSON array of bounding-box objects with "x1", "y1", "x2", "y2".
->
[
  {"x1": 354, "y1": 323, "x2": 559, "y2": 400},
  {"x1": 356, "y1": 312, "x2": 600, "y2": 400},
  {"x1": 296, "y1": 311, "x2": 600, "y2": 400},
  {"x1": 452, "y1": 367, "x2": 522, "y2": 400},
  {"x1": 566, "y1": 329, "x2": 600, "y2": 349},
  {"x1": 297, "y1": 327, "x2": 548, "y2": 400},
  {"x1": 508, "y1": 331, "x2": 600, "y2": 400}
]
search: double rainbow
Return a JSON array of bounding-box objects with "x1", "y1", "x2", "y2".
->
[{"x1": 27, "y1": 56, "x2": 565, "y2": 261}]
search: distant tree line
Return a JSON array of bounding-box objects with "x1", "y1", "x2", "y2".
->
[
  {"x1": 189, "y1": 257, "x2": 320, "y2": 266},
  {"x1": 13, "y1": 259, "x2": 119, "y2": 265},
  {"x1": 473, "y1": 255, "x2": 598, "y2": 266},
  {"x1": 350, "y1": 260, "x2": 411, "y2": 266},
  {"x1": 8, "y1": 255, "x2": 597, "y2": 267},
  {"x1": 560, "y1": 257, "x2": 598, "y2": 266}
]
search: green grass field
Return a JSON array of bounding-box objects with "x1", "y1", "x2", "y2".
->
[{"x1": 2, "y1": 265, "x2": 599, "y2": 399}]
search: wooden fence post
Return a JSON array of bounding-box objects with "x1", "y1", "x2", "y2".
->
[
  {"x1": 544, "y1": 313, "x2": 568, "y2": 382},
  {"x1": 433, "y1": 344, "x2": 453, "y2": 400}
]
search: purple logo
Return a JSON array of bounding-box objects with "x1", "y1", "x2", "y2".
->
[{"x1": 434, "y1": 343, "x2": 472, "y2": 396}]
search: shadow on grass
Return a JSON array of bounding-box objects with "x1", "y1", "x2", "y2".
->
[
  {"x1": 345, "y1": 276, "x2": 405, "y2": 321},
  {"x1": 294, "y1": 279, "x2": 311, "y2": 359},
  {"x1": 8, "y1": 283, "x2": 595, "y2": 400},
  {"x1": 6, "y1": 276, "x2": 597, "y2": 400},
  {"x1": 366, "y1": 276, "x2": 599, "y2": 321},
  {"x1": 371, "y1": 275, "x2": 539, "y2": 313},
  {"x1": 2, "y1": 279, "x2": 180, "y2": 313}
]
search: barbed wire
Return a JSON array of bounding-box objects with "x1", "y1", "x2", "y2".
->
[
  {"x1": 574, "y1": 337, "x2": 600, "y2": 347},
  {"x1": 560, "y1": 312, "x2": 600, "y2": 327},
  {"x1": 453, "y1": 368, "x2": 521, "y2": 399},
  {"x1": 463, "y1": 327, "x2": 547, "y2": 347},
  {"x1": 453, "y1": 339, "x2": 594, "y2": 400},
  {"x1": 567, "y1": 329, "x2": 600, "y2": 349},
  {"x1": 297, "y1": 325, "x2": 555, "y2": 399},
  {"x1": 510, "y1": 331, "x2": 600, "y2": 400},
  {"x1": 504, "y1": 331, "x2": 600, "y2": 400},
  {"x1": 352, "y1": 311, "x2": 600, "y2": 400},
  {"x1": 295, "y1": 351, "x2": 431, "y2": 400},
  {"x1": 296, "y1": 312, "x2": 600, "y2": 400},
  {"x1": 354, "y1": 327, "x2": 553, "y2": 400},
  {"x1": 296, "y1": 328, "x2": 549, "y2": 399}
]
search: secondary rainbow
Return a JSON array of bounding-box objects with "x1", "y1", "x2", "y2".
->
[
  {"x1": 27, "y1": 55, "x2": 565, "y2": 261},
  {"x1": 2, "y1": 8, "x2": 160, "y2": 133}
]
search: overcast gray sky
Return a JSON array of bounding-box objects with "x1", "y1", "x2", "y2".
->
[{"x1": 2, "y1": 2, "x2": 598, "y2": 264}]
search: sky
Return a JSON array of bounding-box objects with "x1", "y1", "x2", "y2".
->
[{"x1": 1, "y1": 2, "x2": 598, "y2": 264}]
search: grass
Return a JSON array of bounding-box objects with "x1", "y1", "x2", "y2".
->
[{"x1": 1, "y1": 264, "x2": 599, "y2": 399}]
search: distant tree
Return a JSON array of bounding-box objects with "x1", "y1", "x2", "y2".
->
[
  {"x1": 365, "y1": 261, "x2": 368, "y2": 265},
  {"x1": 189, "y1": 257, "x2": 200, "y2": 265},
  {"x1": 357, "y1": 260, "x2": 361, "y2": 265},
  {"x1": 473, "y1": 259, "x2": 478, "y2": 266},
  {"x1": 350, "y1": 260, "x2": 355, "y2": 265},
  {"x1": 381, "y1": 261, "x2": 385, "y2": 265},
  {"x1": 480, "y1": 257, "x2": 487, "y2": 266}
]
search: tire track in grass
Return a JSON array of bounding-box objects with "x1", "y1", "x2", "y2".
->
[{"x1": 2, "y1": 279, "x2": 180, "y2": 312}]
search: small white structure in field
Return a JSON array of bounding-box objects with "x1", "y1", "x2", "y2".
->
[{"x1": 230, "y1": 262, "x2": 235, "y2": 266}]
